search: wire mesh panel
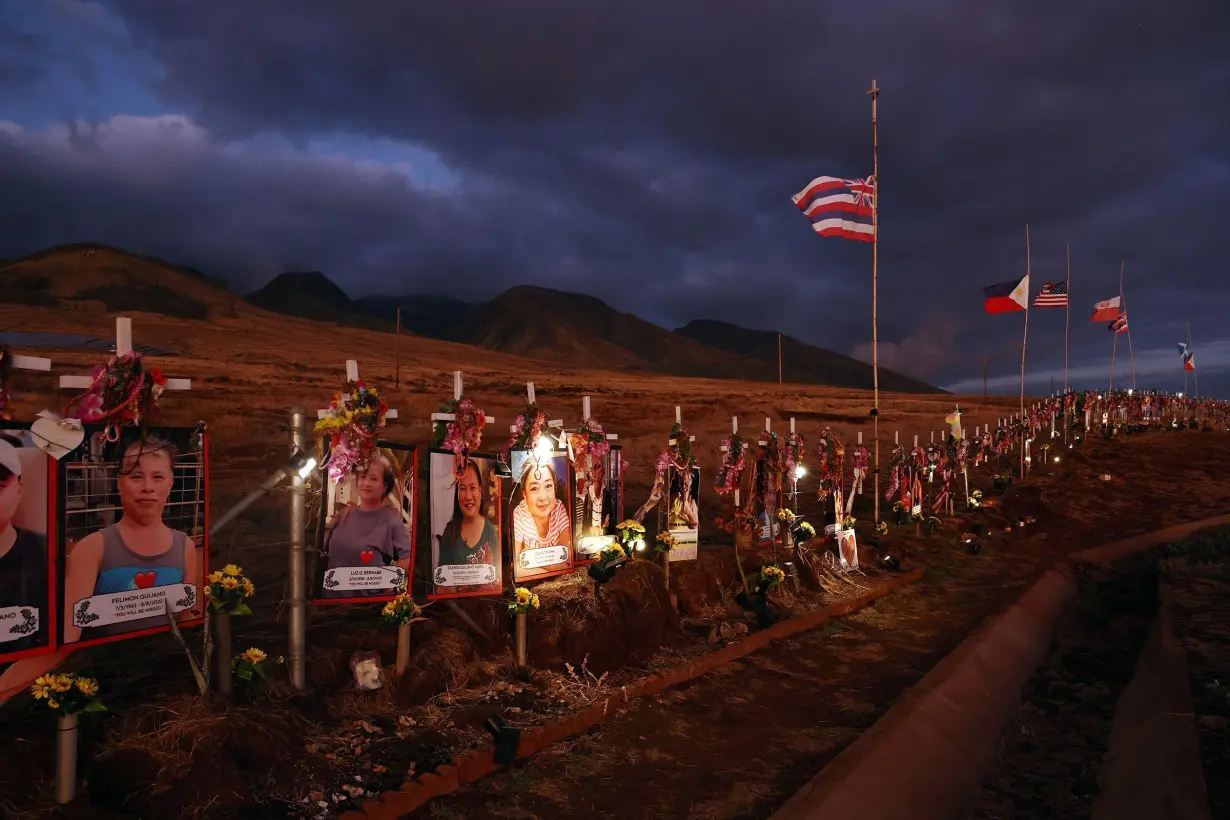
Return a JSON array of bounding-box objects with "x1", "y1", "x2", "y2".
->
[{"x1": 59, "y1": 426, "x2": 209, "y2": 648}]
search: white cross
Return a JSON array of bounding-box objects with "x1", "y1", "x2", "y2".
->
[
  {"x1": 429, "y1": 371, "x2": 496, "y2": 425},
  {"x1": 59, "y1": 317, "x2": 192, "y2": 391},
  {"x1": 9, "y1": 351, "x2": 52, "y2": 372},
  {"x1": 317, "y1": 360, "x2": 399, "y2": 420},
  {"x1": 757, "y1": 417, "x2": 771, "y2": 447},
  {"x1": 857, "y1": 431, "x2": 863, "y2": 445},
  {"x1": 720, "y1": 416, "x2": 746, "y2": 506},
  {"x1": 668, "y1": 406, "x2": 695, "y2": 447},
  {"x1": 580, "y1": 396, "x2": 618, "y2": 441},
  {"x1": 508, "y1": 382, "x2": 563, "y2": 439}
]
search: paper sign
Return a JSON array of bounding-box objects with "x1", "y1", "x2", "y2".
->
[
  {"x1": 668, "y1": 528, "x2": 698, "y2": 562},
  {"x1": 518, "y1": 545, "x2": 570, "y2": 570},
  {"x1": 433, "y1": 564, "x2": 499, "y2": 587},
  {"x1": 71, "y1": 584, "x2": 197, "y2": 630},
  {"x1": 0, "y1": 606, "x2": 40, "y2": 644},
  {"x1": 321, "y1": 566, "x2": 406, "y2": 593}
]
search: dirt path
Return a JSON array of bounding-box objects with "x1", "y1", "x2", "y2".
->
[{"x1": 409, "y1": 431, "x2": 1230, "y2": 820}]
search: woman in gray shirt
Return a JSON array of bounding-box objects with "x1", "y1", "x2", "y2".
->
[{"x1": 322, "y1": 455, "x2": 413, "y2": 599}]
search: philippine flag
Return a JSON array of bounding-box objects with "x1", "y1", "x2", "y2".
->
[{"x1": 983, "y1": 274, "x2": 1030, "y2": 314}]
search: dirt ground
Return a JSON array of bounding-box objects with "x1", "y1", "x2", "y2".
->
[{"x1": 3, "y1": 305, "x2": 1230, "y2": 819}]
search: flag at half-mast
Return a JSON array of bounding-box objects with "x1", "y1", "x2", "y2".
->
[
  {"x1": 1090, "y1": 296, "x2": 1121, "y2": 322},
  {"x1": 983, "y1": 273, "x2": 1030, "y2": 314},
  {"x1": 1034, "y1": 281, "x2": 1068, "y2": 308},
  {"x1": 791, "y1": 176, "x2": 875, "y2": 242},
  {"x1": 1178, "y1": 341, "x2": 1196, "y2": 371},
  {"x1": 1109, "y1": 312, "x2": 1128, "y2": 334}
]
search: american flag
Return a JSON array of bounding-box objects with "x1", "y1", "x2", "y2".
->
[
  {"x1": 791, "y1": 175, "x2": 875, "y2": 242},
  {"x1": 1033, "y1": 280, "x2": 1068, "y2": 308},
  {"x1": 1109, "y1": 312, "x2": 1128, "y2": 334}
]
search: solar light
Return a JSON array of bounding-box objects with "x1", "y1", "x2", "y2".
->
[
  {"x1": 782, "y1": 561, "x2": 800, "y2": 594},
  {"x1": 534, "y1": 434, "x2": 555, "y2": 462},
  {"x1": 1127, "y1": 389, "x2": 1133, "y2": 395},
  {"x1": 484, "y1": 714, "x2": 522, "y2": 765},
  {"x1": 1053, "y1": 456, "x2": 1060, "y2": 463},
  {"x1": 794, "y1": 465, "x2": 806, "y2": 480},
  {"x1": 587, "y1": 551, "x2": 628, "y2": 585},
  {"x1": 882, "y1": 554, "x2": 901, "y2": 572}
]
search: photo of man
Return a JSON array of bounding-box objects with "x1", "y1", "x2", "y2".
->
[{"x1": 0, "y1": 429, "x2": 51, "y2": 664}]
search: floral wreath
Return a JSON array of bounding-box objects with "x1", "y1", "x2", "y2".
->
[
  {"x1": 784, "y1": 429, "x2": 806, "y2": 478},
  {"x1": 0, "y1": 344, "x2": 12, "y2": 421},
  {"x1": 65, "y1": 351, "x2": 168, "y2": 442},
  {"x1": 569, "y1": 415, "x2": 612, "y2": 499},
  {"x1": 853, "y1": 444, "x2": 870, "y2": 473},
  {"x1": 814, "y1": 429, "x2": 845, "y2": 499},
  {"x1": 433, "y1": 396, "x2": 487, "y2": 480},
  {"x1": 506, "y1": 401, "x2": 549, "y2": 457},
  {"x1": 715, "y1": 433, "x2": 746, "y2": 496},
  {"x1": 759, "y1": 430, "x2": 783, "y2": 481},
  {"x1": 315, "y1": 379, "x2": 388, "y2": 482}
]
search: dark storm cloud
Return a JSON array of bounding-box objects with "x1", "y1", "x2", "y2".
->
[{"x1": 1, "y1": 0, "x2": 1228, "y2": 391}]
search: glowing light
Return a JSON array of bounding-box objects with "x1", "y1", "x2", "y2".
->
[
  {"x1": 794, "y1": 465, "x2": 806, "y2": 480},
  {"x1": 298, "y1": 457, "x2": 318, "y2": 479},
  {"x1": 1178, "y1": 392, "x2": 1184, "y2": 398},
  {"x1": 1127, "y1": 389, "x2": 1134, "y2": 395},
  {"x1": 1053, "y1": 456, "x2": 1060, "y2": 463},
  {"x1": 534, "y1": 435, "x2": 555, "y2": 462}
]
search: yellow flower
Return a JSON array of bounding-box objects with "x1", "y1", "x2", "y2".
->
[
  {"x1": 514, "y1": 587, "x2": 532, "y2": 605},
  {"x1": 616, "y1": 519, "x2": 645, "y2": 533},
  {"x1": 50, "y1": 674, "x2": 73, "y2": 692},
  {"x1": 242, "y1": 579, "x2": 255, "y2": 597},
  {"x1": 221, "y1": 576, "x2": 239, "y2": 590},
  {"x1": 75, "y1": 677, "x2": 99, "y2": 697},
  {"x1": 382, "y1": 601, "x2": 396, "y2": 617},
  {"x1": 208, "y1": 570, "x2": 225, "y2": 584},
  {"x1": 47, "y1": 698, "x2": 59, "y2": 710},
  {"x1": 30, "y1": 677, "x2": 53, "y2": 700},
  {"x1": 221, "y1": 564, "x2": 243, "y2": 577},
  {"x1": 240, "y1": 648, "x2": 267, "y2": 664},
  {"x1": 530, "y1": 594, "x2": 541, "y2": 610}
]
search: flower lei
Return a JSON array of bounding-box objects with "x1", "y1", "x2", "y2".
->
[
  {"x1": 814, "y1": 429, "x2": 845, "y2": 499},
  {"x1": 715, "y1": 433, "x2": 746, "y2": 496},
  {"x1": 65, "y1": 351, "x2": 168, "y2": 441},
  {"x1": 314, "y1": 379, "x2": 388, "y2": 482},
  {"x1": 885, "y1": 444, "x2": 907, "y2": 502},
  {"x1": 784, "y1": 430, "x2": 806, "y2": 478},
  {"x1": 506, "y1": 402, "x2": 549, "y2": 456},
  {"x1": 570, "y1": 415, "x2": 611, "y2": 499},
  {"x1": 633, "y1": 423, "x2": 695, "y2": 523},
  {"x1": 0, "y1": 344, "x2": 12, "y2": 421},
  {"x1": 433, "y1": 396, "x2": 487, "y2": 480}
]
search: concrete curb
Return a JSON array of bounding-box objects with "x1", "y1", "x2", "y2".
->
[
  {"x1": 1091, "y1": 581, "x2": 1212, "y2": 820},
  {"x1": 342, "y1": 567, "x2": 924, "y2": 820},
  {"x1": 771, "y1": 513, "x2": 1230, "y2": 820}
]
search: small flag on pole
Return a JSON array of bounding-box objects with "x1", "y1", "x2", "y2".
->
[
  {"x1": 1178, "y1": 341, "x2": 1196, "y2": 371},
  {"x1": 1090, "y1": 296, "x2": 1121, "y2": 322},
  {"x1": 1109, "y1": 312, "x2": 1128, "y2": 334},
  {"x1": 791, "y1": 176, "x2": 875, "y2": 242},
  {"x1": 982, "y1": 274, "x2": 1030, "y2": 314},
  {"x1": 1033, "y1": 281, "x2": 1068, "y2": 308}
]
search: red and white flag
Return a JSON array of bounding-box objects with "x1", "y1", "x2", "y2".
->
[
  {"x1": 1090, "y1": 296, "x2": 1120, "y2": 322},
  {"x1": 1109, "y1": 312, "x2": 1128, "y2": 334}
]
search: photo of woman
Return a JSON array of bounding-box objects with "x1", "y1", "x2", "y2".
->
[
  {"x1": 666, "y1": 466, "x2": 700, "y2": 562},
  {"x1": 429, "y1": 450, "x2": 502, "y2": 599},
  {"x1": 316, "y1": 446, "x2": 416, "y2": 602},
  {"x1": 0, "y1": 428, "x2": 51, "y2": 666},
  {"x1": 61, "y1": 428, "x2": 207, "y2": 647},
  {"x1": 510, "y1": 453, "x2": 574, "y2": 582}
]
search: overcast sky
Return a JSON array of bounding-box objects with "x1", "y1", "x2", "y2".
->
[{"x1": 1, "y1": 0, "x2": 1226, "y2": 395}]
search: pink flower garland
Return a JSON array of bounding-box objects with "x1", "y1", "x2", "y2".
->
[{"x1": 715, "y1": 434, "x2": 746, "y2": 496}]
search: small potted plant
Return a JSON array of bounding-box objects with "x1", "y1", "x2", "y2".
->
[
  {"x1": 382, "y1": 593, "x2": 429, "y2": 676},
  {"x1": 231, "y1": 647, "x2": 271, "y2": 697},
  {"x1": 735, "y1": 565, "x2": 783, "y2": 628},
  {"x1": 205, "y1": 564, "x2": 256, "y2": 696},
  {"x1": 969, "y1": 489, "x2": 983, "y2": 508},
  {"x1": 507, "y1": 587, "x2": 541, "y2": 666},
  {"x1": 615, "y1": 519, "x2": 646, "y2": 556},
  {"x1": 31, "y1": 673, "x2": 105, "y2": 804},
  {"x1": 589, "y1": 540, "x2": 629, "y2": 584}
]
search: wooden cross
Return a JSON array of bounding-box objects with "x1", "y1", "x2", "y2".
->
[
  {"x1": 59, "y1": 317, "x2": 192, "y2": 392},
  {"x1": 10, "y1": 352, "x2": 52, "y2": 373},
  {"x1": 429, "y1": 371, "x2": 496, "y2": 426},
  {"x1": 720, "y1": 415, "x2": 747, "y2": 507},
  {"x1": 579, "y1": 396, "x2": 618, "y2": 442},
  {"x1": 668, "y1": 405, "x2": 696, "y2": 449},
  {"x1": 508, "y1": 382, "x2": 562, "y2": 446},
  {"x1": 317, "y1": 360, "x2": 399, "y2": 421}
]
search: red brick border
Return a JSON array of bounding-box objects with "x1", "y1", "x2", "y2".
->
[{"x1": 342, "y1": 567, "x2": 924, "y2": 820}]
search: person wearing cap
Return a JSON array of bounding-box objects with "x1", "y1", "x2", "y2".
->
[{"x1": 0, "y1": 434, "x2": 50, "y2": 656}]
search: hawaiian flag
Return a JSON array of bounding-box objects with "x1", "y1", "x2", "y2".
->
[
  {"x1": 1033, "y1": 281, "x2": 1068, "y2": 308},
  {"x1": 791, "y1": 176, "x2": 875, "y2": 242},
  {"x1": 1178, "y1": 341, "x2": 1196, "y2": 371},
  {"x1": 983, "y1": 274, "x2": 1030, "y2": 314},
  {"x1": 1109, "y1": 312, "x2": 1128, "y2": 334}
]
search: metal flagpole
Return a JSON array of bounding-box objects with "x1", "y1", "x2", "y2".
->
[
  {"x1": 1123, "y1": 264, "x2": 1136, "y2": 391},
  {"x1": 1021, "y1": 224, "x2": 1031, "y2": 477},
  {"x1": 1109, "y1": 261, "x2": 1121, "y2": 393},
  {"x1": 1189, "y1": 322, "x2": 1199, "y2": 398},
  {"x1": 1064, "y1": 243, "x2": 1070, "y2": 392},
  {"x1": 867, "y1": 78, "x2": 881, "y2": 527}
]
